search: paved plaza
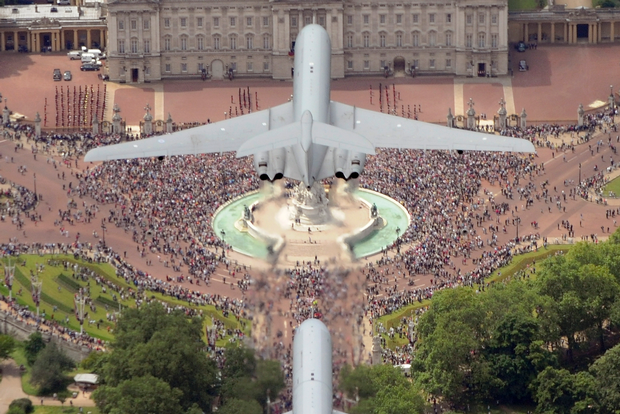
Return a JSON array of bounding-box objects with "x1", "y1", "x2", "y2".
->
[
  {"x1": 1, "y1": 42, "x2": 620, "y2": 410},
  {"x1": 2, "y1": 42, "x2": 620, "y2": 126}
]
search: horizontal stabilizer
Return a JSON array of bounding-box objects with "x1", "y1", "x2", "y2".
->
[
  {"x1": 312, "y1": 121, "x2": 375, "y2": 155},
  {"x1": 236, "y1": 123, "x2": 301, "y2": 158},
  {"x1": 236, "y1": 116, "x2": 376, "y2": 158}
]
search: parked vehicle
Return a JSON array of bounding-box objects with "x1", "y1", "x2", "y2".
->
[
  {"x1": 63, "y1": 71, "x2": 72, "y2": 81},
  {"x1": 81, "y1": 53, "x2": 95, "y2": 64},
  {"x1": 53, "y1": 68, "x2": 62, "y2": 81},
  {"x1": 519, "y1": 60, "x2": 529, "y2": 72},
  {"x1": 67, "y1": 51, "x2": 81, "y2": 60},
  {"x1": 80, "y1": 63, "x2": 99, "y2": 71}
]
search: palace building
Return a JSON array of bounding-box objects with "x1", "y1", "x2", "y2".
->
[
  {"x1": 105, "y1": 0, "x2": 510, "y2": 83},
  {"x1": 4, "y1": 0, "x2": 620, "y2": 84},
  {"x1": 0, "y1": 2, "x2": 106, "y2": 53}
]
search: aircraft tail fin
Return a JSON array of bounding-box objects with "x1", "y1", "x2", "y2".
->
[{"x1": 236, "y1": 112, "x2": 375, "y2": 158}]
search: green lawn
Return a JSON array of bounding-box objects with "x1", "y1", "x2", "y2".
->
[
  {"x1": 376, "y1": 244, "x2": 572, "y2": 348},
  {"x1": 11, "y1": 343, "x2": 40, "y2": 396},
  {"x1": 1, "y1": 255, "x2": 249, "y2": 343},
  {"x1": 33, "y1": 407, "x2": 100, "y2": 414},
  {"x1": 508, "y1": 0, "x2": 546, "y2": 11},
  {"x1": 602, "y1": 175, "x2": 620, "y2": 198}
]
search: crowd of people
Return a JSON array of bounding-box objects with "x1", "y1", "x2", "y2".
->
[{"x1": 1, "y1": 101, "x2": 619, "y2": 410}]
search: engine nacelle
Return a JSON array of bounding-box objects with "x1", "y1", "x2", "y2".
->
[
  {"x1": 334, "y1": 149, "x2": 366, "y2": 180},
  {"x1": 253, "y1": 149, "x2": 285, "y2": 182}
]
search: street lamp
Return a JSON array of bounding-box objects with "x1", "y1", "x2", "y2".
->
[
  {"x1": 33, "y1": 173, "x2": 37, "y2": 202},
  {"x1": 579, "y1": 163, "x2": 582, "y2": 186},
  {"x1": 515, "y1": 216, "x2": 521, "y2": 244},
  {"x1": 31, "y1": 273, "x2": 42, "y2": 317},
  {"x1": 74, "y1": 288, "x2": 87, "y2": 334},
  {"x1": 4, "y1": 259, "x2": 15, "y2": 300},
  {"x1": 101, "y1": 219, "x2": 106, "y2": 246}
]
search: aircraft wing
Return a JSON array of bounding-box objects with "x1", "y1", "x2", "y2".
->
[
  {"x1": 329, "y1": 101, "x2": 536, "y2": 153},
  {"x1": 84, "y1": 102, "x2": 294, "y2": 162}
]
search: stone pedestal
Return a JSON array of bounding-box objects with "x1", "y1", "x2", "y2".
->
[
  {"x1": 112, "y1": 104, "x2": 122, "y2": 134},
  {"x1": 289, "y1": 182, "x2": 330, "y2": 226},
  {"x1": 34, "y1": 112, "x2": 41, "y2": 138},
  {"x1": 92, "y1": 113, "x2": 99, "y2": 134},
  {"x1": 578, "y1": 104, "x2": 585, "y2": 127},
  {"x1": 166, "y1": 113, "x2": 173, "y2": 133},
  {"x1": 372, "y1": 335, "x2": 382, "y2": 365},
  {"x1": 466, "y1": 98, "x2": 476, "y2": 130},
  {"x1": 497, "y1": 98, "x2": 508, "y2": 130},
  {"x1": 520, "y1": 108, "x2": 527, "y2": 129},
  {"x1": 143, "y1": 103, "x2": 153, "y2": 135},
  {"x1": 447, "y1": 107, "x2": 454, "y2": 128},
  {"x1": 2, "y1": 107, "x2": 9, "y2": 124}
]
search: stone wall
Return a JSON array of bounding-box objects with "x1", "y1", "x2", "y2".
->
[{"x1": 1, "y1": 311, "x2": 92, "y2": 363}]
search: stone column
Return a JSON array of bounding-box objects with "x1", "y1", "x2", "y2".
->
[
  {"x1": 498, "y1": 97, "x2": 507, "y2": 130},
  {"x1": 92, "y1": 113, "x2": 99, "y2": 134},
  {"x1": 166, "y1": 113, "x2": 173, "y2": 133},
  {"x1": 466, "y1": 98, "x2": 476, "y2": 130},
  {"x1": 61, "y1": 30, "x2": 65, "y2": 50},
  {"x1": 578, "y1": 103, "x2": 584, "y2": 127},
  {"x1": 537, "y1": 22, "x2": 541, "y2": 43},
  {"x1": 524, "y1": 23, "x2": 529, "y2": 42},
  {"x1": 551, "y1": 23, "x2": 555, "y2": 43},
  {"x1": 143, "y1": 103, "x2": 153, "y2": 135},
  {"x1": 27, "y1": 31, "x2": 32, "y2": 52},
  {"x1": 447, "y1": 107, "x2": 454, "y2": 128},
  {"x1": 612, "y1": 22, "x2": 616, "y2": 43},
  {"x1": 0, "y1": 32, "x2": 4, "y2": 51},
  {"x1": 573, "y1": 24, "x2": 578, "y2": 43},
  {"x1": 371, "y1": 335, "x2": 382, "y2": 365},
  {"x1": 34, "y1": 112, "x2": 41, "y2": 138},
  {"x1": 564, "y1": 23, "x2": 568, "y2": 43},
  {"x1": 86, "y1": 29, "x2": 91, "y2": 49},
  {"x1": 520, "y1": 108, "x2": 527, "y2": 129},
  {"x1": 73, "y1": 29, "x2": 78, "y2": 48},
  {"x1": 112, "y1": 104, "x2": 122, "y2": 134}
]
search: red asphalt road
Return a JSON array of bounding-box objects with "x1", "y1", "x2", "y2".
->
[{"x1": 3, "y1": 43, "x2": 620, "y2": 125}]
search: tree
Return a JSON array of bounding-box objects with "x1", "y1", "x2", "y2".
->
[
  {"x1": 340, "y1": 364, "x2": 425, "y2": 414},
  {"x1": 217, "y1": 398, "x2": 263, "y2": 414},
  {"x1": 8, "y1": 399, "x2": 33, "y2": 414},
  {"x1": 23, "y1": 332, "x2": 46, "y2": 366},
  {"x1": 30, "y1": 342, "x2": 75, "y2": 394},
  {"x1": 0, "y1": 334, "x2": 16, "y2": 360},
  {"x1": 93, "y1": 375, "x2": 184, "y2": 414},
  {"x1": 220, "y1": 346, "x2": 284, "y2": 409},
  {"x1": 590, "y1": 343, "x2": 620, "y2": 413},
  {"x1": 533, "y1": 367, "x2": 576, "y2": 414},
  {"x1": 532, "y1": 367, "x2": 599, "y2": 414},
  {"x1": 97, "y1": 303, "x2": 217, "y2": 412}
]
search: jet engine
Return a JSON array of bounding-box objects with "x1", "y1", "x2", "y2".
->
[
  {"x1": 334, "y1": 149, "x2": 366, "y2": 180},
  {"x1": 254, "y1": 149, "x2": 285, "y2": 182}
]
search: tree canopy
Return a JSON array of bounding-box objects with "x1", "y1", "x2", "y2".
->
[
  {"x1": 93, "y1": 303, "x2": 217, "y2": 413},
  {"x1": 30, "y1": 342, "x2": 75, "y2": 394},
  {"x1": 339, "y1": 364, "x2": 425, "y2": 414},
  {"x1": 410, "y1": 234, "x2": 620, "y2": 412}
]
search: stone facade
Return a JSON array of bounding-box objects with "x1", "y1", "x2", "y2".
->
[
  {"x1": 106, "y1": 0, "x2": 510, "y2": 83},
  {"x1": 509, "y1": 5, "x2": 620, "y2": 45},
  {"x1": 0, "y1": 3, "x2": 107, "y2": 52}
]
